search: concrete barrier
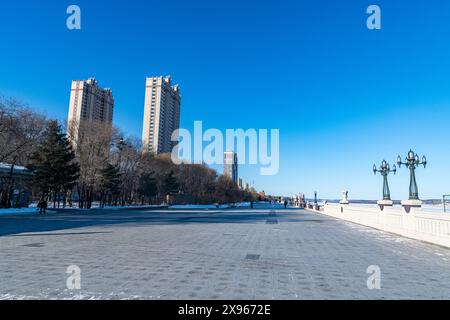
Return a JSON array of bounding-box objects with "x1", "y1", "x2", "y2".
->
[{"x1": 314, "y1": 204, "x2": 450, "y2": 248}]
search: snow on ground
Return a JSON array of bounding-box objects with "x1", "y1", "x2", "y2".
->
[
  {"x1": 0, "y1": 203, "x2": 243, "y2": 216},
  {"x1": 0, "y1": 162, "x2": 28, "y2": 171},
  {"x1": 169, "y1": 202, "x2": 255, "y2": 210},
  {"x1": 44, "y1": 204, "x2": 168, "y2": 212},
  {"x1": 0, "y1": 204, "x2": 167, "y2": 216},
  {"x1": 169, "y1": 204, "x2": 231, "y2": 210},
  {"x1": 100, "y1": 205, "x2": 166, "y2": 210},
  {"x1": 233, "y1": 202, "x2": 251, "y2": 207},
  {"x1": 0, "y1": 208, "x2": 38, "y2": 217}
]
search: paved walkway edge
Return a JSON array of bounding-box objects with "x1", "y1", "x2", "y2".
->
[
  {"x1": 47, "y1": 205, "x2": 169, "y2": 213},
  {"x1": 307, "y1": 205, "x2": 450, "y2": 249}
]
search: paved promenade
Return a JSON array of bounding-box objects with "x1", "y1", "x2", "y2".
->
[{"x1": 1, "y1": 204, "x2": 450, "y2": 299}]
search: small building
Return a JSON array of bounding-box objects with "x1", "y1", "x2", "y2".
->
[{"x1": 0, "y1": 163, "x2": 33, "y2": 208}]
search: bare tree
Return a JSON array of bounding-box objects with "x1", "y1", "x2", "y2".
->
[
  {"x1": 68, "y1": 120, "x2": 118, "y2": 208},
  {"x1": 144, "y1": 153, "x2": 178, "y2": 203},
  {"x1": 0, "y1": 98, "x2": 47, "y2": 164},
  {"x1": 0, "y1": 98, "x2": 47, "y2": 208},
  {"x1": 114, "y1": 136, "x2": 143, "y2": 205},
  {"x1": 1, "y1": 98, "x2": 255, "y2": 209},
  {"x1": 177, "y1": 163, "x2": 218, "y2": 204}
]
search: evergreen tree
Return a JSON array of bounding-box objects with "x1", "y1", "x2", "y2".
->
[
  {"x1": 138, "y1": 172, "x2": 157, "y2": 205},
  {"x1": 99, "y1": 164, "x2": 121, "y2": 207},
  {"x1": 29, "y1": 121, "x2": 80, "y2": 207},
  {"x1": 163, "y1": 171, "x2": 179, "y2": 196}
]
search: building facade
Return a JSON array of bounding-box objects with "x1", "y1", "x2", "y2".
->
[
  {"x1": 67, "y1": 78, "x2": 114, "y2": 143},
  {"x1": 142, "y1": 76, "x2": 181, "y2": 154},
  {"x1": 0, "y1": 163, "x2": 33, "y2": 208},
  {"x1": 224, "y1": 151, "x2": 238, "y2": 184}
]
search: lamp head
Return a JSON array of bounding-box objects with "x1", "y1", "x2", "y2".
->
[
  {"x1": 422, "y1": 155, "x2": 427, "y2": 168},
  {"x1": 397, "y1": 155, "x2": 402, "y2": 167}
]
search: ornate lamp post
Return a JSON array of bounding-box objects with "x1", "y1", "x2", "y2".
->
[
  {"x1": 397, "y1": 150, "x2": 427, "y2": 208},
  {"x1": 373, "y1": 160, "x2": 396, "y2": 207}
]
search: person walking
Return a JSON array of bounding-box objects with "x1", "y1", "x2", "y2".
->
[
  {"x1": 41, "y1": 198, "x2": 48, "y2": 215},
  {"x1": 284, "y1": 200, "x2": 288, "y2": 209},
  {"x1": 37, "y1": 198, "x2": 43, "y2": 215}
]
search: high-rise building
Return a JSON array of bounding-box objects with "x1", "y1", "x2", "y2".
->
[
  {"x1": 224, "y1": 151, "x2": 238, "y2": 184},
  {"x1": 67, "y1": 78, "x2": 114, "y2": 143},
  {"x1": 142, "y1": 76, "x2": 181, "y2": 154}
]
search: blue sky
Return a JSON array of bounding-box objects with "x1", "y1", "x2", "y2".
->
[{"x1": 1, "y1": 0, "x2": 450, "y2": 199}]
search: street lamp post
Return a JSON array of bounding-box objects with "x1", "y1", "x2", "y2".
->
[
  {"x1": 373, "y1": 160, "x2": 396, "y2": 207},
  {"x1": 397, "y1": 150, "x2": 427, "y2": 208},
  {"x1": 314, "y1": 191, "x2": 318, "y2": 210}
]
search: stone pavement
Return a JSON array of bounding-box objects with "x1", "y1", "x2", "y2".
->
[{"x1": 1, "y1": 204, "x2": 450, "y2": 299}]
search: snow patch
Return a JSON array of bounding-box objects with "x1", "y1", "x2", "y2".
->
[
  {"x1": 169, "y1": 204, "x2": 231, "y2": 210},
  {"x1": 0, "y1": 208, "x2": 37, "y2": 217}
]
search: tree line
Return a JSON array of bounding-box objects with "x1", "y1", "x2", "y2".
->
[{"x1": 0, "y1": 98, "x2": 258, "y2": 209}]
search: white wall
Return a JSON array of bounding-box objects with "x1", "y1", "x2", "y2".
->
[{"x1": 315, "y1": 204, "x2": 450, "y2": 248}]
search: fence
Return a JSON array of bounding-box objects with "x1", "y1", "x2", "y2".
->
[
  {"x1": 444, "y1": 195, "x2": 450, "y2": 213},
  {"x1": 315, "y1": 204, "x2": 450, "y2": 248}
]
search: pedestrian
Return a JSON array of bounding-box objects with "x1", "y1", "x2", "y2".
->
[
  {"x1": 284, "y1": 200, "x2": 288, "y2": 209},
  {"x1": 37, "y1": 198, "x2": 43, "y2": 215},
  {"x1": 250, "y1": 201, "x2": 254, "y2": 209},
  {"x1": 42, "y1": 198, "x2": 48, "y2": 215}
]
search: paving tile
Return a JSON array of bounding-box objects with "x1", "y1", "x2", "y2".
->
[{"x1": 2, "y1": 207, "x2": 450, "y2": 299}]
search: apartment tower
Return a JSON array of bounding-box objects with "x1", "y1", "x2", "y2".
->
[
  {"x1": 142, "y1": 76, "x2": 181, "y2": 154},
  {"x1": 67, "y1": 78, "x2": 114, "y2": 143},
  {"x1": 224, "y1": 151, "x2": 239, "y2": 184}
]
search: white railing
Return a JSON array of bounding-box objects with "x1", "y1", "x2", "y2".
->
[{"x1": 316, "y1": 204, "x2": 450, "y2": 248}]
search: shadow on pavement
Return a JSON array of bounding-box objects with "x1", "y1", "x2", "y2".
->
[{"x1": 0, "y1": 207, "x2": 320, "y2": 237}]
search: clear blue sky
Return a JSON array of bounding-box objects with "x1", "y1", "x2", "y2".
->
[{"x1": 1, "y1": 0, "x2": 450, "y2": 199}]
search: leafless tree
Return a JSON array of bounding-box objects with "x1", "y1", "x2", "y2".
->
[
  {"x1": 114, "y1": 136, "x2": 143, "y2": 205},
  {"x1": 67, "y1": 119, "x2": 118, "y2": 208},
  {"x1": 0, "y1": 98, "x2": 47, "y2": 208},
  {"x1": 1, "y1": 99, "x2": 256, "y2": 209},
  {"x1": 177, "y1": 163, "x2": 218, "y2": 204},
  {"x1": 0, "y1": 98, "x2": 47, "y2": 164}
]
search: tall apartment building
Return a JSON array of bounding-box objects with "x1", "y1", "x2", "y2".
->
[
  {"x1": 67, "y1": 78, "x2": 114, "y2": 143},
  {"x1": 224, "y1": 151, "x2": 239, "y2": 184},
  {"x1": 142, "y1": 76, "x2": 181, "y2": 154}
]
